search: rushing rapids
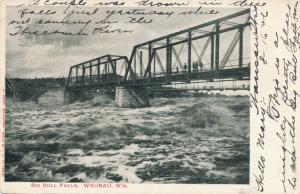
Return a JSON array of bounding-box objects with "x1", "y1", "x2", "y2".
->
[{"x1": 5, "y1": 93, "x2": 249, "y2": 183}]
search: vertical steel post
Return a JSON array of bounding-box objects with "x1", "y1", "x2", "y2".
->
[
  {"x1": 166, "y1": 38, "x2": 171, "y2": 77},
  {"x1": 81, "y1": 65, "x2": 85, "y2": 85},
  {"x1": 215, "y1": 22, "x2": 220, "y2": 70},
  {"x1": 97, "y1": 59, "x2": 100, "y2": 84},
  {"x1": 112, "y1": 60, "x2": 117, "y2": 75},
  {"x1": 169, "y1": 45, "x2": 172, "y2": 75},
  {"x1": 66, "y1": 67, "x2": 72, "y2": 87},
  {"x1": 153, "y1": 50, "x2": 156, "y2": 77},
  {"x1": 108, "y1": 61, "x2": 110, "y2": 74},
  {"x1": 211, "y1": 33, "x2": 214, "y2": 71},
  {"x1": 148, "y1": 43, "x2": 152, "y2": 78},
  {"x1": 75, "y1": 66, "x2": 78, "y2": 85},
  {"x1": 188, "y1": 31, "x2": 192, "y2": 75},
  {"x1": 89, "y1": 62, "x2": 92, "y2": 85},
  {"x1": 134, "y1": 52, "x2": 136, "y2": 76},
  {"x1": 239, "y1": 27, "x2": 244, "y2": 68},
  {"x1": 140, "y1": 50, "x2": 143, "y2": 78},
  {"x1": 105, "y1": 63, "x2": 108, "y2": 82}
]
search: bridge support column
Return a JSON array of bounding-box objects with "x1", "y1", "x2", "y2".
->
[
  {"x1": 115, "y1": 87, "x2": 149, "y2": 108},
  {"x1": 64, "y1": 90, "x2": 77, "y2": 104}
]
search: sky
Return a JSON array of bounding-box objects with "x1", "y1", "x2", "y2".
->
[{"x1": 6, "y1": 6, "x2": 249, "y2": 78}]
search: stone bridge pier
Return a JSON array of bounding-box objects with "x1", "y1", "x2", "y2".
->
[{"x1": 115, "y1": 87, "x2": 149, "y2": 108}]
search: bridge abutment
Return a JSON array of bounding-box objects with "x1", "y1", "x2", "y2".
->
[{"x1": 115, "y1": 87, "x2": 149, "y2": 108}]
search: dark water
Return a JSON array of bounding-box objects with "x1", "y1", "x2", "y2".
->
[{"x1": 5, "y1": 94, "x2": 249, "y2": 183}]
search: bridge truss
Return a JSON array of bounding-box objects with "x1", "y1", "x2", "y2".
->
[{"x1": 66, "y1": 9, "x2": 251, "y2": 91}]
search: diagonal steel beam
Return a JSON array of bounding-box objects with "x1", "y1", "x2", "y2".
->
[
  {"x1": 154, "y1": 51, "x2": 166, "y2": 73},
  {"x1": 143, "y1": 51, "x2": 155, "y2": 78},
  {"x1": 171, "y1": 46, "x2": 185, "y2": 70},
  {"x1": 198, "y1": 25, "x2": 217, "y2": 63},
  {"x1": 219, "y1": 16, "x2": 250, "y2": 70},
  {"x1": 124, "y1": 47, "x2": 137, "y2": 81},
  {"x1": 108, "y1": 55, "x2": 117, "y2": 76},
  {"x1": 219, "y1": 32, "x2": 240, "y2": 69}
]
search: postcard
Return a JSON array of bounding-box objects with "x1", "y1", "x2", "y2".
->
[{"x1": 0, "y1": 0, "x2": 299, "y2": 193}]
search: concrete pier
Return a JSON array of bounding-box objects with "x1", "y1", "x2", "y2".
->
[
  {"x1": 115, "y1": 87, "x2": 149, "y2": 108},
  {"x1": 63, "y1": 90, "x2": 76, "y2": 104}
]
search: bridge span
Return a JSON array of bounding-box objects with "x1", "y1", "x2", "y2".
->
[{"x1": 65, "y1": 9, "x2": 251, "y2": 107}]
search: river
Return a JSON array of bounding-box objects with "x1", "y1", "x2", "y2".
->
[{"x1": 5, "y1": 93, "x2": 249, "y2": 184}]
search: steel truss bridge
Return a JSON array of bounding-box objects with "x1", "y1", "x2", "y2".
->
[{"x1": 66, "y1": 9, "x2": 251, "y2": 92}]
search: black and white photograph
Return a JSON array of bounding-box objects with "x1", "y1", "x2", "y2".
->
[{"x1": 5, "y1": 4, "x2": 250, "y2": 184}]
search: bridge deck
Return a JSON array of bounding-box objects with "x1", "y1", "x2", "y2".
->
[{"x1": 66, "y1": 66, "x2": 249, "y2": 91}]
